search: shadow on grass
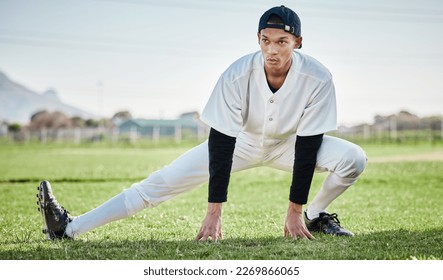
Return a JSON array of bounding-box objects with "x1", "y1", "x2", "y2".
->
[{"x1": 1, "y1": 228, "x2": 442, "y2": 260}]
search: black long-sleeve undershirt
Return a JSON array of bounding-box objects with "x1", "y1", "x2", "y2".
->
[
  {"x1": 207, "y1": 128, "x2": 236, "y2": 203},
  {"x1": 289, "y1": 134, "x2": 323, "y2": 204}
]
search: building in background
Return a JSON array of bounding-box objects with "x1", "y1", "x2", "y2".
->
[{"x1": 118, "y1": 111, "x2": 209, "y2": 143}]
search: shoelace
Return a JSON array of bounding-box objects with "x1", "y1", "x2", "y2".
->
[
  {"x1": 61, "y1": 206, "x2": 70, "y2": 216},
  {"x1": 55, "y1": 206, "x2": 72, "y2": 227},
  {"x1": 49, "y1": 198, "x2": 71, "y2": 217},
  {"x1": 321, "y1": 213, "x2": 342, "y2": 228}
]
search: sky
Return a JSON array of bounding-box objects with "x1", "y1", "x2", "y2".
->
[{"x1": 0, "y1": 0, "x2": 442, "y2": 126}]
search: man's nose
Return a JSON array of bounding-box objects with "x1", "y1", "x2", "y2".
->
[{"x1": 267, "y1": 43, "x2": 278, "y2": 54}]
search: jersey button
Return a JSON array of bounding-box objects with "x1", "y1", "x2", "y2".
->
[
  {"x1": 270, "y1": 99, "x2": 274, "y2": 103},
  {"x1": 269, "y1": 117, "x2": 273, "y2": 121}
]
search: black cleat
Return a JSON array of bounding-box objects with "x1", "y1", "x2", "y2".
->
[
  {"x1": 37, "y1": 180, "x2": 73, "y2": 240},
  {"x1": 304, "y1": 211, "x2": 354, "y2": 237}
]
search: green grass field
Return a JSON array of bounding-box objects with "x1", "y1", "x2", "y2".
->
[{"x1": 0, "y1": 141, "x2": 442, "y2": 260}]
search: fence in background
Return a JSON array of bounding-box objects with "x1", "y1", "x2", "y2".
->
[
  {"x1": 1, "y1": 124, "x2": 442, "y2": 145},
  {"x1": 2, "y1": 124, "x2": 211, "y2": 145}
]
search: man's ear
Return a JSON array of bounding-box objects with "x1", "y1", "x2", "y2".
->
[
  {"x1": 295, "y1": 36, "x2": 303, "y2": 49},
  {"x1": 257, "y1": 32, "x2": 261, "y2": 45}
]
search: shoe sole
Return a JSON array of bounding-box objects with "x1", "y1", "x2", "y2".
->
[{"x1": 37, "y1": 181, "x2": 52, "y2": 240}]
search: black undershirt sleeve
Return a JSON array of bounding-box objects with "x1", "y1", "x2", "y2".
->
[
  {"x1": 207, "y1": 128, "x2": 236, "y2": 203},
  {"x1": 289, "y1": 134, "x2": 324, "y2": 204}
]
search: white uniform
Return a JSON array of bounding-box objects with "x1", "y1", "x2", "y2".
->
[
  {"x1": 66, "y1": 51, "x2": 367, "y2": 237},
  {"x1": 127, "y1": 50, "x2": 366, "y2": 209}
]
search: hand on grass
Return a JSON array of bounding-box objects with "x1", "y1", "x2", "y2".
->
[
  {"x1": 284, "y1": 202, "x2": 314, "y2": 240},
  {"x1": 195, "y1": 202, "x2": 223, "y2": 242}
]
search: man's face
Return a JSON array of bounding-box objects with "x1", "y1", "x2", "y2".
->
[{"x1": 258, "y1": 28, "x2": 302, "y2": 72}]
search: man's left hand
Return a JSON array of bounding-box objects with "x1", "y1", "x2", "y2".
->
[{"x1": 284, "y1": 202, "x2": 314, "y2": 240}]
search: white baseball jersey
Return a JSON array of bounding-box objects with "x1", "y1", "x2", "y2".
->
[{"x1": 201, "y1": 50, "x2": 337, "y2": 147}]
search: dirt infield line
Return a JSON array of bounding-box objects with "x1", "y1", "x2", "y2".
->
[{"x1": 369, "y1": 150, "x2": 443, "y2": 163}]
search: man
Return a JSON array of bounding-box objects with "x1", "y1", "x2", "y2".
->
[{"x1": 37, "y1": 5, "x2": 367, "y2": 241}]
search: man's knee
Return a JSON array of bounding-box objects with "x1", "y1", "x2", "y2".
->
[
  {"x1": 337, "y1": 146, "x2": 367, "y2": 179},
  {"x1": 123, "y1": 187, "x2": 148, "y2": 216}
]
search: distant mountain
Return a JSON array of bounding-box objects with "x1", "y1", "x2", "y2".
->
[{"x1": 0, "y1": 71, "x2": 98, "y2": 124}]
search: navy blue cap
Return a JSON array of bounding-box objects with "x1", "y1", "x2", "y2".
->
[{"x1": 258, "y1": 5, "x2": 302, "y2": 48}]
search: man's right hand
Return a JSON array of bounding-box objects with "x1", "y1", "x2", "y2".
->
[{"x1": 195, "y1": 202, "x2": 223, "y2": 241}]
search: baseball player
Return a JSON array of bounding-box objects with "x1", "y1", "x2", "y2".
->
[{"x1": 37, "y1": 5, "x2": 367, "y2": 241}]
